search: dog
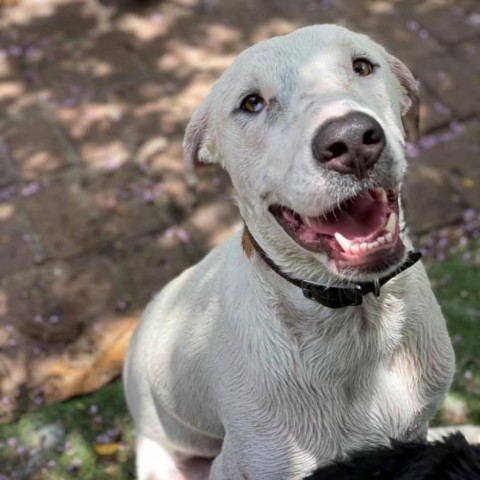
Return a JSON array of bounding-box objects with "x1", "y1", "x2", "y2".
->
[
  {"x1": 304, "y1": 433, "x2": 480, "y2": 479},
  {"x1": 123, "y1": 24, "x2": 455, "y2": 480}
]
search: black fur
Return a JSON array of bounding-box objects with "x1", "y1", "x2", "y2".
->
[{"x1": 304, "y1": 434, "x2": 480, "y2": 479}]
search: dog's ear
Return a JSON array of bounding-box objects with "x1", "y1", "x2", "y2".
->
[
  {"x1": 385, "y1": 54, "x2": 420, "y2": 142},
  {"x1": 183, "y1": 98, "x2": 216, "y2": 190}
]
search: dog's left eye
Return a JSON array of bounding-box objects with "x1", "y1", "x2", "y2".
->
[
  {"x1": 240, "y1": 94, "x2": 266, "y2": 113},
  {"x1": 353, "y1": 59, "x2": 375, "y2": 77}
]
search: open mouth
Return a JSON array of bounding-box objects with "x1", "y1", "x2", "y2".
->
[{"x1": 269, "y1": 188, "x2": 405, "y2": 273}]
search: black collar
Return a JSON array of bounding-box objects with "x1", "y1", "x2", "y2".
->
[{"x1": 244, "y1": 228, "x2": 422, "y2": 309}]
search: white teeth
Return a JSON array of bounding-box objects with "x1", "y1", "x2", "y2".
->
[
  {"x1": 350, "y1": 244, "x2": 360, "y2": 255},
  {"x1": 385, "y1": 212, "x2": 397, "y2": 234},
  {"x1": 334, "y1": 232, "x2": 352, "y2": 252},
  {"x1": 334, "y1": 213, "x2": 396, "y2": 256},
  {"x1": 303, "y1": 216, "x2": 312, "y2": 227},
  {"x1": 376, "y1": 188, "x2": 388, "y2": 204}
]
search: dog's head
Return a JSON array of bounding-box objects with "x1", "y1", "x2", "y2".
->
[{"x1": 184, "y1": 25, "x2": 419, "y2": 282}]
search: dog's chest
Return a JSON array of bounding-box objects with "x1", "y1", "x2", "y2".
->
[
  {"x1": 268, "y1": 307, "x2": 427, "y2": 462},
  {"x1": 269, "y1": 351, "x2": 425, "y2": 470}
]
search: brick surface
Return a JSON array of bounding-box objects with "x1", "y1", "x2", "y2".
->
[
  {"x1": 413, "y1": 122, "x2": 480, "y2": 210},
  {"x1": 418, "y1": 87, "x2": 452, "y2": 133},
  {"x1": 22, "y1": 181, "x2": 103, "y2": 259},
  {"x1": 413, "y1": 54, "x2": 480, "y2": 118},
  {"x1": 120, "y1": 232, "x2": 194, "y2": 306},
  {"x1": 3, "y1": 117, "x2": 72, "y2": 181},
  {"x1": 0, "y1": 149, "x2": 19, "y2": 189},
  {"x1": 84, "y1": 163, "x2": 173, "y2": 241},
  {"x1": 403, "y1": 164, "x2": 464, "y2": 232},
  {"x1": 397, "y1": 1, "x2": 480, "y2": 45},
  {"x1": 343, "y1": 9, "x2": 444, "y2": 65},
  {"x1": 0, "y1": 201, "x2": 38, "y2": 278}
]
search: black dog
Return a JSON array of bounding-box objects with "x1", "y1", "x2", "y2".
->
[{"x1": 304, "y1": 433, "x2": 480, "y2": 479}]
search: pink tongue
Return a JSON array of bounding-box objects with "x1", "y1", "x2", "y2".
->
[{"x1": 309, "y1": 192, "x2": 386, "y2": 239}]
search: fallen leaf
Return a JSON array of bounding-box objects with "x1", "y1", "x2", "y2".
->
[{"x1": 94, "y1": 442, "x2": 120, "y2": 456}]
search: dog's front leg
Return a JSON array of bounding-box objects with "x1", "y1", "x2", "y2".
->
[
  {"x1": 208, "y1": 434, "x2": 256, "y2": 480},
  {"x1": 208, "y1": 432, "x2": 303, "y2": 480}
]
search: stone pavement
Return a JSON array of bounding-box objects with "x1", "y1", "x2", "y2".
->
[{"x1": 0, "y1": 0, "x2": 478, "y2": 421}]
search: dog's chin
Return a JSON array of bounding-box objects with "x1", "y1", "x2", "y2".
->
[{"x1": 269, "y1": 188, "x2": 406, "y2": 278}]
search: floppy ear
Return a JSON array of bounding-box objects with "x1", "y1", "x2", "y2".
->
[
  {"x1": 385, "y1": 54, "x2": 420, "y2": 142},
  {"x1": 183, "y1": 99, "x2": 216, "y2": 190}
]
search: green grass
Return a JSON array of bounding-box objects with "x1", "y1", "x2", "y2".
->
[
  {"x1": 428, "y1": 241, "x2": 480, "y2": 426},
  {"x1": 0, "y1": 380, "x2": 135, "y2": 479},
  {"x1": 0, "y1": 243, "x2": 479, "y2": 479}
]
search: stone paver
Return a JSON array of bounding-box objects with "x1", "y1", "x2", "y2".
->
[
  {"x1": 3, "y1": 116, "x2": 73, "y2": 180},
  {"x1": 0, "y1": 0, "x2": 478, "y2": 420}
]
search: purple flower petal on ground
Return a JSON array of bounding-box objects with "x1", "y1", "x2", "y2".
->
[
  {"x1": 433, "y1": 101, "x2": 451, "y2": 116},
  {"x1": 468, "y1": 12, "x2": 480, "y2": 25},
  {"x1": 142, "y1": 190, "x2": 154, "y2": 204},
  {"x1": 151, "y1": 12, "x2": 164, "y2": 23},
  {"x1": 451, "y1": 334, "x2": 462, "y2": 345},
  {"x1": 437, "y1": 237, "x2": 449, "y2": 249},
  {"x1": 419, "y1": 135, "x2": 438, "y2": 149},
  {"x1": 7, "y1": 45, "x2": 22, "y2": 57},
  {"x1": 16, "y1": 445, "x2": 26, "y2": 455},
  {"x1": 115, "y1": 300, "x2": 129, "y2": 311},
  {"x1": 458, "y1": 236, "x2": 468, "y2": 247},
  {"x1": 176, "y1": 228, "x2": 190, "y2": 244},
  {"x1": 7, "y1": 437, "x2": 17, "y2": 448},
  {"x1": 437, "y1": 131, "x2": 454, "y2": 143},
  {"x1": 462, "y1": 208, "x2": 476, "y2": 223},
  {"x1": 21, "y1": 182, "x2": 40, "y2": 197},
  {"x1": 406, "y1": 20, "x2": 420, "y2": 32},
  {"x1": 449, "y1": 121, "x2": 464, "y2": 133},
  {"x1": 418, "y1": 29, "x2": 429, "y2": 40},
  {"x1": 405, "y1": 142, "x2": 420, "y2": 158}
]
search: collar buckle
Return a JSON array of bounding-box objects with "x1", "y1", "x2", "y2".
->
[{"x1": 301, "y1": 281, "x2": 364, "y2": 309}]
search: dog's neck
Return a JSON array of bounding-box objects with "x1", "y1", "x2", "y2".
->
[{"x1": 242, "y1": 226, "x2": 421, "y2": 309}]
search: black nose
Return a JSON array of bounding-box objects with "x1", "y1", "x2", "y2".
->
[{"x1": 312, "y1": 112, "x2": 386, "y2": 179}]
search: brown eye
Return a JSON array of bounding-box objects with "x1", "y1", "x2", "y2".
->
[
  {"x1": 353, "y1": 59, "x2": 374, "y2": 77},
  {"x1": 240, "y1": 94, "x2": 266, "y2": 113}
]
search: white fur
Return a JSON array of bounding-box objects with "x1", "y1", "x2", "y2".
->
[{"x1": 124, "y1": 25, "x2": 455, "y2": 479}]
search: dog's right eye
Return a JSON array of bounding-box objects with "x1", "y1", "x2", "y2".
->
[{"x1": 240, "y1": 94, "x2": 266, "y2": 113}]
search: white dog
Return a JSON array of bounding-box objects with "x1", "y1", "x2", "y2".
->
[{"x1": 124, "y1": 24, "x2": 455, "y2": 480}]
